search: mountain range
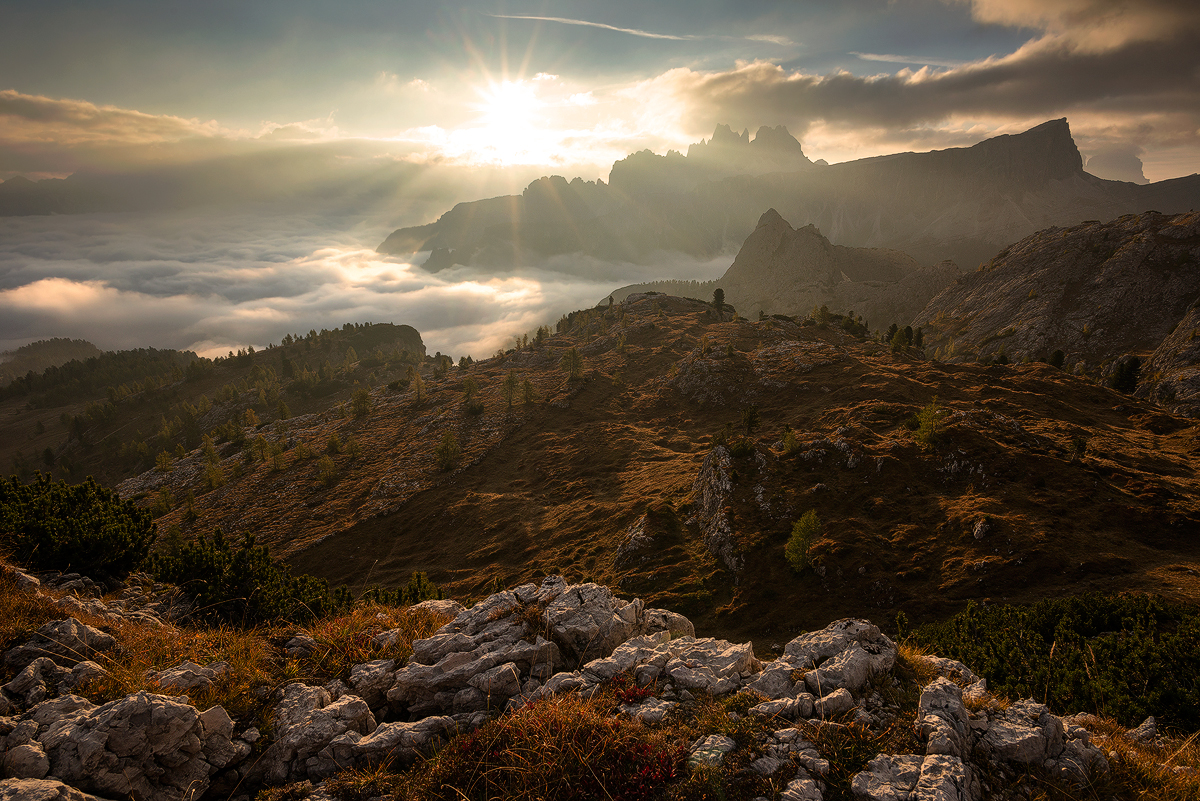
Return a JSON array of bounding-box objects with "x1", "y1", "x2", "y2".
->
[{"x1": 378, "y1": 119, "x2": 1200, "y2": 273}]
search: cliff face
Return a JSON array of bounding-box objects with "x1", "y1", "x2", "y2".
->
[
  {"x1": 377, "y1": 119, "x2": 1200, "y2": 273},
  {"x1": 915, "y1": 211, "x2": 1200, "y2": 411}
]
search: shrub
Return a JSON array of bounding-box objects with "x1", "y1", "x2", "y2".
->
[
  {"x1": 435, "y1": 431, "x2": 461, "y2": 472},
  {"x1": 149, "y1": 528, "x2": 348, "y2": 625},
  {"x1": 914, "y1": 594, "x2": 1200, "y2": 730},
  {"x1": 1049, "y1": 349, "x2": 1066, "y2": 369},
  {"x1": 1111, "y1": 356, "x2": 1141, "y2": 393},
  {"x1": 0, "y1": 473, "x2": 155, "y2": 580},
  {"x1": 728, "y1": 438, "x2": 754, "y2": 458},
  {"x1": 785, "y1": 510, "x2": 820, "y2": 572},
  {"x1": 316, "y1": 455, "x2": 338, "y2": 487},
  {"x1": 781, "y1": 427, "x2": 801, "y2": 455},
  {"x1": 327, "y1": 432, "x2": 342, "y2": 454},
  {"x1": 351, "y1": 388, "x2": 372, "y2": 418}
]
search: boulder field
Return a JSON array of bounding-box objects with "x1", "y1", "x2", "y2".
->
[{"x1": 1, "y1": 568, "x2": 1130, "y2": 800}]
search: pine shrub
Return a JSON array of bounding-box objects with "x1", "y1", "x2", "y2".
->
[{"x1": 0, "y1": 473, "x2": 155, "y2": 580}]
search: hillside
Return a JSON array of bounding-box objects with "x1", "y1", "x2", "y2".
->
[
  {"x1": 0, "y1": 338, "x2": 102, "y2": 387},
  {"x1": 0, "y1": 323, "x2": 426, "y2": 488},
  {"x1": 377, "y1": 119, "x2": 1200, "y2": 272},
  {"x1": 915, "y1": 211, "x2": 1200, "y2": 413},
  {"x1": 109, "y1": 294, "x2": 1200, "y2": 650}
]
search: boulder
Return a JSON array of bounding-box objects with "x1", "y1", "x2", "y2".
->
[
  {"x1": 689, "y1": 734, "x2": 736, "y2": 768},
  {"x1": 851, "y1": 754, "x2": 979, "y2": 801},
  {"x1": 916, "y1": 678, "x2": 972, "y2": 759},
  {"x1": 38, "y1": 692, "x2": 235, "y2": 801},
  {"x1": 256, "y1": 684, "x2": 377, "y2": 784},
  {"x1": 324, "y1": 715, "x2": 456, "y2": 769},
  {"x1": 0, "y1": 778, "x2": 117, "y2": 801},
  {"x1": 349, "y1": 659, "x2": 396, "y2": 712},
  {"x1": 983, "y1": 700, "x2": 1064, "y2": 764},
  {"x1": 2, "y1": 741, "x2": 49, "y2": 779},
  {"x1": 3, "y1": 619, "x2": 116, "y2": 673},
  {"x1": 1, "y1": 658, "x2": 70, "y2": 709},
  {"x1": 145, "y1": 660, "x2": 230, "y2": 693}
]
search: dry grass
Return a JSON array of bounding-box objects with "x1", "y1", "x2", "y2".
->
[
  {"x1": 288, "y1": 603, "x2": 450, "y2": 683},
  {"x1": 87, "y1": 621, "x2": 279, "y2": 723},
  {"x1": 398, "y1": 690, "x2": 685, "y2": 801},
  {"x1": 1078, "y1": 717, "x2": 1200, "y2": 801}
]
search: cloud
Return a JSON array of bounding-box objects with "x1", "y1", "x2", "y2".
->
[
  {"x1": 852, "y1": 53, "x2": 967, "y2": 68},
  {"x1": 0, "y1": 89, "x2": 226, "y2": 147},
  {"x1": 486, "y1": 14, "x2": 698, "y2": 41},
  {"x1": 954, "y1": 0, "x2": 1200, "y2": 51},
  {"x1": 637, "y1": 10, "x2": 1200, "y2": 170},
  {"x1": 0, "y1": 209, "x2": 726, "y2": 359}
]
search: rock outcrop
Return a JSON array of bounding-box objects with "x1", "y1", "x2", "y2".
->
[
  {"x1": 0, "y1": 573, "x2": 1119, "y2": 801},
  {"x1": 915, "y1": 210, "x2": 1200, "y2": 412}
]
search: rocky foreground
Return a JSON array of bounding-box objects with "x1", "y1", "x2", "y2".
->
[{"x1": 0, "y1": 565, "x2": 1174, "y2": 801}]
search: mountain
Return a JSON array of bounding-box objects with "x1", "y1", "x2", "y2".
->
[
  {"x1": 377, "y1": 119, "x2": 1200, "y2": 272},
  {"x1": 101, "y1": 294, "x2": 1200, "y2": 647},
  {"x1": 611, "y1": 208, "x2": 962, "y2": 326},
  {"x1": 0, "y1": 338, "x2": 102, "y2": 386},
  {"x1": 914, "y1": 210, "x2": 1200, "y2": 413}
]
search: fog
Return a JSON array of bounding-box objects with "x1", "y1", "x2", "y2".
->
[{"x1": 0, "y1": 205, "x2": 728, "y2": 360}]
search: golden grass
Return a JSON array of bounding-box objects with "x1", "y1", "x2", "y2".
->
[
  {"x1": 288, "y1": 603, "x2": 450, "y2": 684},
  {"x1": 1077, "y1": 717, "x2": 1200, "y2": 801}
]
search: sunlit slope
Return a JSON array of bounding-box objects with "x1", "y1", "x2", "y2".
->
[{"x1": 121, "y1": 295, "x2": 1200, "y2": 647}]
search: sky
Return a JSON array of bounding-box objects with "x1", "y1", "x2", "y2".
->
[{"x1": 1, "y1": 0, "x2": 1198, "y2": 358}]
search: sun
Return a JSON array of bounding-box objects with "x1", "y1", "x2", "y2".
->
[{"x1": 462, "y1": 79, "x2": 545, "y2": 165}]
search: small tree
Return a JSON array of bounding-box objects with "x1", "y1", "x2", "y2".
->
[
  {"x1": 890, "y1": 328, "x2": 907, "y2": 353},
  {"x1": 316, "y1": 455, "x2": 338, "y2": 487},
  {"x1": 522, "y1": 377, "x2": 536, "y2": 405},
  {"x1": 407, "y1": 366, "x2": 425, "y2": 405},
  {"x1": 1049, "y1": 350, "x2": 1066, "y2": 369},
  {"x1": 351, "y1": 388, "x2": 372, "y2": 418},
  {"x1": 786, "y1": 511, "x2": 820, "y2": 572},
  {"x1": 913, "y1": 327, "x2": 924, "y2": 348},
  {"x1": 503, "y1": 370, "x2": 519, "y2": 409},
  {"x1": 713, "y1": 287, "x2": 725, "y2": 316},
  {"x1": 435, "y1": 431, "x2": 461, "y2": 471},
  {"x1": 562, "y1": 347, "x2": 584, "y2": 381}
]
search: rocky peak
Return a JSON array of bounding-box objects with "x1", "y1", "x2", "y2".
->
[
  {"x1": 750, "y1": 125, "x2": 807, "y2": 157},
  {"x1": 961, "y1": 118, "x2": 1084, "y2": 186}
]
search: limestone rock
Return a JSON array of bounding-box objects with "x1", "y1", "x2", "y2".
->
[
  {"x1": 2, "y1": 741, "x2": 49, "y2": 779},
  {"x1": 38, "y1": 692, "x2": 234, "y2": 801},
  {"x1": 0, "y1": 778, "x2": 117, "y2": 801},
  {"x1": 689, "y1": 734, "x2": 736, "y2": 768},
  {"x1": 983, "y1": 700, "x2": 1065, "y2": 764},
  {"x1": 916, "y1": 678, "x2": 972, "y2": 759},
  {"x1": 3, "y1": 619, "x2": 116, "y2": 673},
  {"x1": 146, "y1": 660, "x2": 230, "y2": 693},
  {"x1": 256, "y1": 684, "x2": 377, "y2": 784}
]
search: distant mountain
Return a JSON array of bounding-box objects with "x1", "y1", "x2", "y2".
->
[
  {"x1": 915, "y1": 210, "x2": 1200, "y2": 414},
  {"x1": 611, "y1": 208, "x2": 961, "y2": 327},
  {"x1": 378, "y1": 119, "x2": 1200, "y2": 273},
  {"x1": 0, "y1": 338, "x2": 102, "y2": 386}
]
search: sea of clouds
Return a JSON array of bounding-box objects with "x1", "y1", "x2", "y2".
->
[{"x1": 0, "y1": 207, "x2": 727, "y2": 360}]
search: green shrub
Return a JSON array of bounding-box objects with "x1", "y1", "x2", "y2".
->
[
  {"x1": 0, "y1": 473, "x2": 155, "y2": 580},
  {"x1": 149, "y1": 529, "x2": 347, "y2": 625},
  {"x1": 785, "y1": 510, "x2": 820, "y2": 572},
  {"x1": 910, "y1": 396, "x2": 947, "y2": 446},
  {"x1": 351, "y1": 388, "x2": 372, "y2": 418},
  {"x1": 316, "y1": 455, "x2": 338, "y2": 487},
  {"x1": 728, "y1": 438, "x2": 754, "y2": 458},
  {"x1": 435, "y1": 431, "x2": 461, "y2": 472},
  {"x1": 914, "y1": 594, "x2": 1200, "y2": 730}
]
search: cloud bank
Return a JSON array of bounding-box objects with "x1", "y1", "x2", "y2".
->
[{"x1": 0, "y1": 210, "x2": 726, "y2": 359}]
